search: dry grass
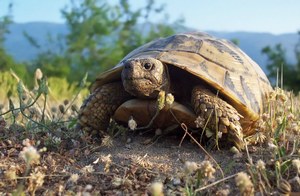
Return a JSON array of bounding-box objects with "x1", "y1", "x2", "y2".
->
[{"x1": 0, "y1": 70, "x2": 300, "y2": 195}]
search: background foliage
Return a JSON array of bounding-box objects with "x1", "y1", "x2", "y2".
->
[
  {"x1": 2, "y1": 0, "x2": 183, "y2": 84},
  {"x1": 0, "y1": 0, "x2": 299, "y2": 92},
  {"x1": 262, "y1": 31, "x2": 300, "y2": 92}
]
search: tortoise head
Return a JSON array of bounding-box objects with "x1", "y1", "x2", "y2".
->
[{"x1": 121, "y1": 58, "x2": 169, "y2": 98}]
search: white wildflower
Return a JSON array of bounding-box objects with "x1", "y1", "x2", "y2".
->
[
  {"x1": 166, "y1": 93, "x2": 174, "y2": 106},
  {"x1": 22, "y1": 138, "x2": 31, "y2": 147},
  {"x1": 217, "y1": 131, "x2": 223, "y2": 139},
  {"x1": 267, "y1": 141, "x2": 277, "y2": 150},
  {"x1": 128, "y1": 116, "x2": 137, "y2": 130},
  {"x1": 35, "y1": 68, "x2": 43, "y2": 80},
  {"x1": 19, "y1": 146, "x2": 40, "y2": 164},
  {"x1": 68, "y1": 173, "x2": 79, "y2": 183}
]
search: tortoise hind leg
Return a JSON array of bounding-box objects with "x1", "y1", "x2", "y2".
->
[
  {"x1": 78, "y1": 82, "x2": 131, "y2": 137},
  {"x1": 191, "y1": 86, "x2": 245, "y2": 150}
]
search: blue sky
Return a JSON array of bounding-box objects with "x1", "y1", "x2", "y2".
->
[{"x1": 0, "y1": 0, "x2": 299, "y2": 34}]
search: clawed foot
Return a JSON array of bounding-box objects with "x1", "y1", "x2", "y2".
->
[{"x1": 192, "y1": 86, "x2": 245, "y2": 150}]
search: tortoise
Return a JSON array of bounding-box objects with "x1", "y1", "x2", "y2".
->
[{"x1": 78, "y1": 32, "x2": 273, "y2": 150}]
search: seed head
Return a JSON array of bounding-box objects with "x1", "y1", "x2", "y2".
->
[
  {"x1": 5, "y1": 166, "x2": 17, "y2": 180},
  {"x1": 59, "y1": 104, "x2": 65, "y2": 114},
  {"x1": 290, "y1": 122, "x2": 299, "y2": 134},
  {"x1": 63, "y1": 99, "x2": 69, "y2": 105},
  {"x1": 256, "y1": 159, "x2": 266, "y2": 170},
  {"x1": 287, "y1": 113, "x2": 295, "y2": 121},
  {"x1": 101, "y1": 135, "x2": 113, "y2": 147},
  {"x1": 29, "y1": 171, "x2": 45, "y2": 189},
  {"x1": 100, "y1": 154, "x2": 112, "y2": 165},
  {"x1": 100, "y1": 154, "x2": 112, "y2": 173},
  {"x1": 235, "y1": 172, "x2": 254, "y2": 195},
  {"x1": 276, "y1": 116, "x2": 283, "y2": 125},
  {"x1": 253, "y1": 131, "x2": 266, "y2": 144},
  {"x1": 261, "y1": 113, "x2": 269, "y2": 121},
  {"x1": 268, "y1": 91, "x2": 276, "y2": 101},
  {"x1": 149, "y1": 182, "x2": 164, "y2": 196},
  {"x1": 292, "y1": 159, "x2": 300, "y2": 175},
  {"x1": 51, "y1": 107, "x2": 58, "y2": 113},
  {"x1": 276, "y1": 91, "x2": 288, "y2": 103},
  {"x1": 157, "y1": 91, "x2": 166, "y2": 110},
  {"x1": 199, "y1": 160, "x2": 216, "y2": 180},
  {"x1": 19, "y1": 145, "x2": 40, "y2": 164},
  {"x1": 71, "y1": 104, "x2": 78, "y2": 112},
  {"x1": 184, "y1": 161, "x2": 198, "y2": 174}
]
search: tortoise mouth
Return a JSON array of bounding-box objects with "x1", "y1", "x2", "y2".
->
[
  {"x1": 122, "y1": 77, "x2": 161, "y2": 98},
  {"x1": 123, "y1": 75, "x2": 158, "y2": 86}
]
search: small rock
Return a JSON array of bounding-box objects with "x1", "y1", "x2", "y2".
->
[
  {"x1": 125, "y1": 144, "x2": 131, "y2": 149},
  {"x1": 142, "y1": 138, "x2": 153, "y2": 145},
  {"x1": 172, "y1": 178, "x2": 181, "y2": 186},
  {"x1": 126, "y1": 137, "x2": 132, "y2": 144},
  {"x1": 155, "y1": 129, "x2": 162, "y2": 136}
]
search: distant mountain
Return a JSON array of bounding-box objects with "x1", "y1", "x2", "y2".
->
[
  {"x1": 4, "y1": 22, "x2": 68, "y2": 61},
  {"x1": 4, "y1": 22, "x2": 299, "y2": 74}
]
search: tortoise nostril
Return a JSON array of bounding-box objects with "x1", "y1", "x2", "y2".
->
[{"x1": 124, "y1": 63, "x2": 132, "y2": 69}]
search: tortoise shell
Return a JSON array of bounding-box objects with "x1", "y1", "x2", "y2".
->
[{"x1": 92, "y1": 32, "x2": 273, "y2": 134}]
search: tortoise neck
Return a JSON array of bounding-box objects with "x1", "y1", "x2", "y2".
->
[{"x1": 160, "y1": 63, "x2": 171, "y2": 93}]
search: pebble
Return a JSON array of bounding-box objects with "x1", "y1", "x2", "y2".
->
[
  {"x1": 126, "y1": 137, "x2": 132, "y2": 143},
  {"x1": 172, "y1": 178, "x2": 181, "y2": 186}
]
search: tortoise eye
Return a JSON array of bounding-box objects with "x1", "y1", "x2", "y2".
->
[{"x1": 143, "y1": 62, "x2": 152, "y2": 70}]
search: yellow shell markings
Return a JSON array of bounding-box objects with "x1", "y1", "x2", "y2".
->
[{"x1": 92, "y1": 32, "x2": 273, "y2": 133}]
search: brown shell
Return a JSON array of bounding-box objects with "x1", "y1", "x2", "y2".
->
[{"x1": 92, "y1": 32, "x2": 273, "y2": 132}]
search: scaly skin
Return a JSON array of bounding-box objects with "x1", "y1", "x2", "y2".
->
[
  {"x1": 77, "y1": 82, "x2": 131, "y2": 136},
  {"x1": 191, "y1": 86, "x2": 244, "y2": 149}
]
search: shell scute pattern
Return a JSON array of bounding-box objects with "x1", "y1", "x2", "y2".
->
[{"x1": 96, "y1": 32, "x2": 273, "y2": 125}]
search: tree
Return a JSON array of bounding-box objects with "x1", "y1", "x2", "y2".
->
[
  {"x1": 28, "y1": 0, "x2": 183, "y2": 82},
  {"x1": 262, "y1": 32, "x2": 300, "y2": 92},
  {"x1": 0, "y1": 2, "x2": 14, "y2": 71},
  {"x1": 0, "y1": 2, "x2": 29, "y2": 82}
]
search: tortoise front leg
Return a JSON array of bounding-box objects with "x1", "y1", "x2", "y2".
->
[
  {"x1": 78, "y1": 82, "x2": 131, "y2": 136},
  {"x1": 191, "y1": 86, "x2": 245, "y2": 150}
]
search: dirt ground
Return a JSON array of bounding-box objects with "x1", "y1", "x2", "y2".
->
[{"x1": 0, "y1": 124, "x2": 254, "y2": 195}]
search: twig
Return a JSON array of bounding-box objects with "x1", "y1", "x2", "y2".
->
[
  {"x1": 180, "y1": 123, "x2": 225, "y2": 178},
  {"x1": 0, "y1": 93, "x2": 42, "y2": 116},
  {"x1": 195, "y1": 173, "x2": 238, "y2": 192}
]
